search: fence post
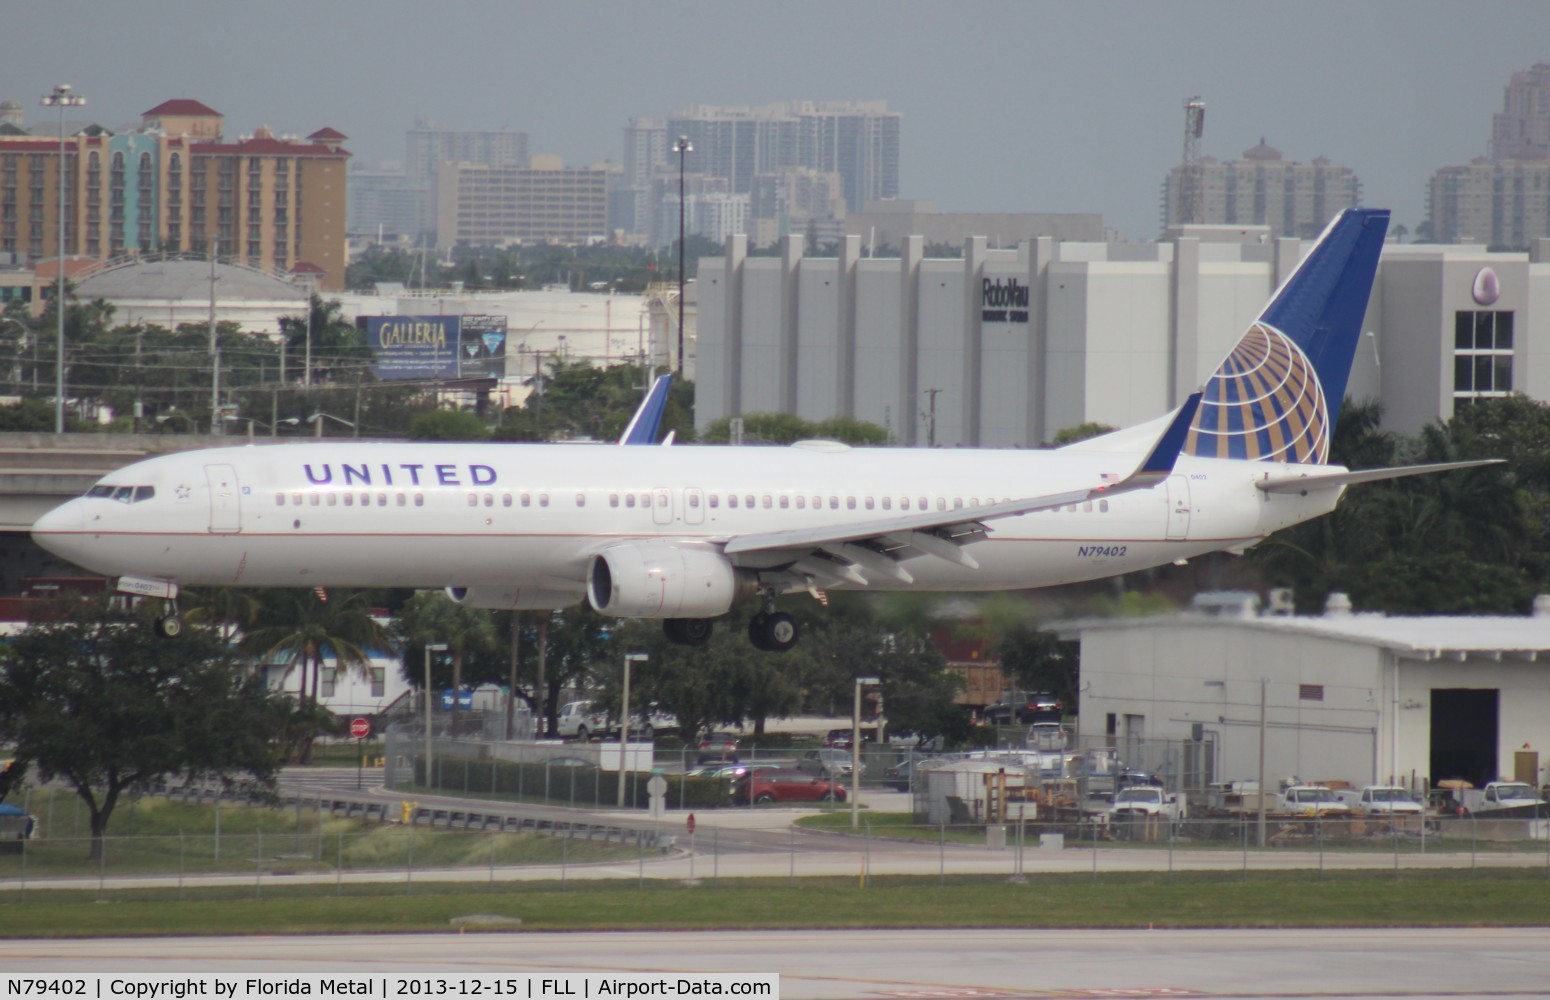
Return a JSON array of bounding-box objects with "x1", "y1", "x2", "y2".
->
[
  {"x1": 336, "y1": 829, "x2": 344, "y2": 897},
  {"x1": 561, "y1": 829, "x2": 568, "y2": 890},
  {"x1": 406, "y1": 825, "x2": 414, "y2": 895},
  {"x1": 255, "y1": 828, "x2": 264, "y2": 897},
  {"x1": 178, "y1": 831, "x2": 185, "y2": 900},
  {"x1": 939, "y1": 822, "x2": 945, "y2": 885}
]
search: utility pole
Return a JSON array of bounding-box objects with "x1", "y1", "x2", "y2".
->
[{"x1": 923, "y1": 388, "x2": 941, "y2": 447}]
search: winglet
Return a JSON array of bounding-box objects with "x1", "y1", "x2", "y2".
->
[
  {"x1": 618, "y1": 373, "x2": 673, "y2": 445},
  {"x1": 1129, "y1": 391, "x2": 1202, "y2": 485}
]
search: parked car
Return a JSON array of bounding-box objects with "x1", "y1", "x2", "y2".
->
[
  {"x1": 556, "y1": 700, "x2": 608, "y2": 740},
  {"x1": 694, "y1": 732, "x2": 742, "y2": 764},
  {"x1": 797, "y1": 748, "x2": 867, "y2": 779},
  {"x1": 823, "y1": 727, "x2": 878, "y2": 749},
  {"x1": 731, "y1": 769, "x2": 847, "y2": 805},
  {"x1": 983, "y1": 690, "x2": 1064, "y2": 725},
  {"x1": 883, "y1": 756, "x2": 938, "y2": 791}
]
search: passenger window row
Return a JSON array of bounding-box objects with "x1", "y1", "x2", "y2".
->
[{"x1": 276, "y1": 491, "x2": 425, "y2": 508}]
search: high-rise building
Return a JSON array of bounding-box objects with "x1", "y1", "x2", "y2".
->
[
  {"x1": 433, "y1": 157, "x2": 607, "y2": 249},
  {"x1": 0, "y1": 97, "x2": 350, "y2": 289},
  {"x1": 664, "y1": 101, "x2": 900, "y2": 213},
  {"x1": 1491, "y1": 62, "x2": 1550, "y2": 160},
  {"x1": 1160, "y1": 140, "x2": 1361, "y2": 238},
  {"x1": 1428, "y1": 64, "x2": 1550, "y2": 249},
  {"x1": 404, "y1": 121, "x2": 530, "y2": 235}
]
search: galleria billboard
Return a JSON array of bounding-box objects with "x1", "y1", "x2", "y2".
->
[{"x1": 365, "y1": 315, "x2": 507, "y2": 380}]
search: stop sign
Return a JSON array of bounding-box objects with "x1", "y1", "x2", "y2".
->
[
  {"x1": 687, "y1": 813, "x2": 696, "y2": 835},
  {"x1": 350, "y1": 717, "x2": 371, "y2": 740}
]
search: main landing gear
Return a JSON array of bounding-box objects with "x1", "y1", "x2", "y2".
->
[
  {"x1": 663, "y1": 617, "x2": 714, "y2": 646},
  {"x1": 748, "y1": 610, "x2": 798, "y2": 653},
  {"x1": 153, "y1": 607, "x2": 183, "y2": 639}
]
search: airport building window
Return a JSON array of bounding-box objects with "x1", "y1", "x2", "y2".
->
[
  {"x1": 1453, "y1": 310, "x2": 1514, "y2": 409},
  {"x1": 370, "y1": 668, "x2": 386, "y2": 698},
  {"x1": 321, "y1": 669, "x2": 336, "y2": 698}
]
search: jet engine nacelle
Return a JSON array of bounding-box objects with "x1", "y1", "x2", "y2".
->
[
  {"x1": 587, "y1": 543, "x2": 752, "y2": 619},
  {"x1": 445, "y1": 585, "x2": 583, "y2": 610}
]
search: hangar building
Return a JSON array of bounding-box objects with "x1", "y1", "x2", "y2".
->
[{"x1": 1059, "y1": 594, "x2": 1550, "y2": 795}]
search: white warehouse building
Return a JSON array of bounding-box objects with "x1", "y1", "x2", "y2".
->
[
  {"x1": 696, "y1": 227, "x2": 1550, "y2": 444},
  {"x1": 1059, "y1": 597, "x2": 1550, "y2": 795}
]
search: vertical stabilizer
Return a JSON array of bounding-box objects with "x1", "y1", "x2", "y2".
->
[{"x1": 1184, "y1": 208, "x2": 1389, "y2": 464}]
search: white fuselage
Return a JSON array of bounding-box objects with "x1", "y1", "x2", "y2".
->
[{"x1": 31, "y1": 439, "x2": 1343, "y2": 607}]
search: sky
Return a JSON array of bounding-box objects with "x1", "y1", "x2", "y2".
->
[{"x1": 7, "y1": 1, "x2": 1550, "y2": 241}]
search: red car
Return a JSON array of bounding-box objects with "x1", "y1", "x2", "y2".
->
[{"x1": 731, "y1": 769, "x2": 847, "y2": 805}]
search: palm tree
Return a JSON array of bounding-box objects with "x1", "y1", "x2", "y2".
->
[{"x1": 239, "y1": 588, "x2": 388, "y2": 762}]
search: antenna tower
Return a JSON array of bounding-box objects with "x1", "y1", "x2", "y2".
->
[{"x1": 1180, "y1": 96, "x2": 1206, "y2": 225}]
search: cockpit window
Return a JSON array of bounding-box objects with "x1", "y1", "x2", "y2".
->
[{"x1": 88, "y1": 484, "x2": 155, "y2": 503}]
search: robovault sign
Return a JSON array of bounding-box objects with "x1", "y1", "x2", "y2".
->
[
  {"x1": 366, "y1": 315, "x2": 507, "y2": 379},
  {"x1": 981, "y1": 277, "x2": 1029, "y2": 323}
]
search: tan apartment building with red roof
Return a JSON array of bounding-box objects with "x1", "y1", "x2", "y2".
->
[{"x1": 0, "y1": 97, "x2": 349, "y2": 293}]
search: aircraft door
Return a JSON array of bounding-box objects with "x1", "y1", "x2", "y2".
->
[
  {"x1": 652, "y1": 487, "x2": 673, "y2": 525},
  {"x1": 683, "y1": 488, "x2": 705, "y2": 525},
  {"x1": 205, "y1": 463, "x2": 242, "y2": 534},
  {"x1": 1165, "y1": 474, "x2": 1191, "y2": 541}
]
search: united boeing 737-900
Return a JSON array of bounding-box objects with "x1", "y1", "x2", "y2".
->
[{"x1": 30, "y1": 208, "x2": 1491, "y2": 650}]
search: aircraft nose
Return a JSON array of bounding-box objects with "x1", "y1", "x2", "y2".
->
[{"x1": 31, "y1": 500, "x2": 85, "y2": 555}]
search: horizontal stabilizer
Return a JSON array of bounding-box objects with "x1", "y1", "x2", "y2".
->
[{"x1": 1255, "y1": 459, "x2": 1503, "y2": 494}]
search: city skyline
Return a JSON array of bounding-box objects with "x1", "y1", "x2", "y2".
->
[{"x1": 4, "y1": 0, "x2": 1549, "y2": 242}]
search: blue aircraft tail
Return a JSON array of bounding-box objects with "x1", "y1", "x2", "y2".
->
[
  {"x1": 1183, "y1": 207, "x2": 1389, "y2": 464},
  {"x1": 618, "y1": 373, "x2": 673, "y2": 445}
]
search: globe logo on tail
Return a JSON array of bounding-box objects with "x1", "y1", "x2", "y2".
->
[{"x1": 1185, "y1": 323, "x2": 1329, "y2": 464}]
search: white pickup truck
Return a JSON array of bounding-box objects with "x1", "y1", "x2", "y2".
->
[
  {"x1": 1276, "y1": 785, "x2": 1351, "y2": 817},
  {"x1": 1107, "y1": 785, "x2": 1187, "y2": 828},
  {"x1": 1337, "y1": 785, "x2": 1424, "y2": 817},
  {"x1": 1452, "y1": 781, "x2": 1543, "y2": 815}
]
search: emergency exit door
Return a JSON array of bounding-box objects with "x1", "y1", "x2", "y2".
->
[{"x1": 205, "y1": 464, "x2": 241, "y2": 533}]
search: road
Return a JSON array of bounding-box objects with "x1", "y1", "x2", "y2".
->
[{"x1": 3, "y1": 928, "x2": 1550, "y2": 998}]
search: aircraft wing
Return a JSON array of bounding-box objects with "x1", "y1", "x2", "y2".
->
[
  {"x1": 617, "y1": 373, "x2": 673, "y2": 445},
  {"x1": 1254, "y1": 458, "x2": 1503, "y2": 494},
  {"x1": 720, "y1": 392, "x2": 1201, "y2": 584}
]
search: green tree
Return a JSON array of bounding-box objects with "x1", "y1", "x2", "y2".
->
[
  {"x1": 392, "y1": 591, "x2": 502, "y2": 715},
  {"x1": 277, "y1": 296, "x2": 374, "y2": 385},
  {"x1": 0, "y1": 595, "x2": 293, "y2": 858},
  {"x1": 239, "y1": 589, "x2": 389, "y2": 762},
  {"x1": 409, "y1": 409, "x2": 490, "y2": 441}
]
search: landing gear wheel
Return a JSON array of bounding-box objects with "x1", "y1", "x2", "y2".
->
[
  {"x1": 153, "y1": 614, "x2": 183, "y2": 639},
  {"x1": 664, "y1": 618, "x2": 714, "y2": 646},
  {"x1": 749, "y1": 611, "x2": 799, "y2": 653}
]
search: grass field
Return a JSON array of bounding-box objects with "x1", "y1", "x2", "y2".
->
[{"x1": 3, "y1": 869, "x2": 1549, "y2": 937}]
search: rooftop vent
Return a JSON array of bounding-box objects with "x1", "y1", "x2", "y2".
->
[
  {"x1": 1534, "y1": 594, "x2": 1550, "y2": 619},
  {"x1": 1192, "y1": 591, "x2": 1261, "y2": 618},
  {"x1": 1324, "y1": 592, "x2": 1353, "y2": 618}
]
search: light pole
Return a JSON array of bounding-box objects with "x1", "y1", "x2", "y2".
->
[
  {"x1": 618, "y1": 650, "x2": 648, "y2": 807},
  {"x1": 42, "y1": 84, "x2": 84, "y2": 434},
  {"x1": 671, "y1": 136, "x2": 692, "y2": 375},
  {"x1": 308, "y1": 411, "x2": 356, "y2": 438},
  {"x1": 424, "y1": 642, "x2": 448, "y2": 789},
  {"x1": 853, "y1": 676, "x2": 880, "y2": 828}
]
